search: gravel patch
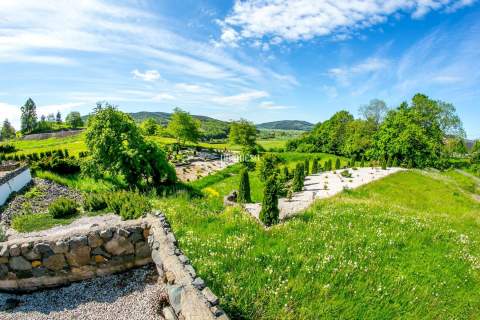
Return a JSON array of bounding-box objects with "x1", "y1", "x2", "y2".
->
[
  {"x1": 0, "y1": 265, "x2": 166, "y2": 320},
  {"x1": 246, "y1": 167, "x2": 404, "y2": 220},
  {"x1": 0, "y1": 178, "x2": 83, "y2": 225}
]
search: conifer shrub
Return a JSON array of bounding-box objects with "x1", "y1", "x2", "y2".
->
[
  {"x1": 259, "y1": 175, "x2": 279, "y2": 226},
  {"x1": 381, "y1": 158, "x2": 387, "y2": 170},
  {"x1": 107, "y1": 191, "x2": 151, "y2": 220},
  {"x1": 238, "y1": 168, "x2": 252, "y2": 203},
  {"x1": 283, "y1": 166, "x2": 290, "y2": 180},
  {"x1": 312, "y1": 159, "x2": 318, "y2": 174},
  {"x1": 360, "y1": 156, "x2": 365, "y2": 167},
  {"x1": 335, "y1": 158, "x2": 341, "y2": 170},
  {"x1": 387, "y1": 156, "x2": 392, "y2": 168},
  {"x1": 392, "y1": 157, "x2": 399, "y2": 167},
  {"x1": 48, "y1": 197, "x2": 79, "y2": 219},
  {"x1": 258, "y1": 153, "x2": 282, "y2": 182},
  {"x1": 304, "y1": 159, "x2": 310, "y2": 175},
  {"x1": 83, "y1": 192, "x2": 109, "y2": 212},
  {"x1": 292, "y1": 163, "x2": 305, "y2": 192}
]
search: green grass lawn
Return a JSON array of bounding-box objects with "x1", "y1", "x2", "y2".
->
[{"x1": 154, "y1": 169, "x2": 480, "y2": 319}]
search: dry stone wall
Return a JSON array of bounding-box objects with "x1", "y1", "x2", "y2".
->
[
  {"x1": 0, "y1": 220, "x2": 151, "y2": 292},
  {"x1": 0, "y1": 213, "x2": 229, "y2": 319},
  {"x1": 148, "y1": 212, "x2": 229, "y2": 320}
]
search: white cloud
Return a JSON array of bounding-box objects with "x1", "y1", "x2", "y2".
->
[
  {"x1": 174, "y1": 83, "x2": 204, "y2": 93},
  {"x1": 152, "y1": 93, "x2": 175, "y2": 101},
  {"x1": 328, "y1": 57, "x2": 389, "y2": 86},
  {"x1": 212, "y1": 90, "x2": 269, "y2": 105},
  {"x1": 132, "y1": 69, "x2": 161, "y2": 82},
  {"x1": 0, "y1": 102, "x2": 21, "y2": 130},
  {"x1": 259, "y1": 101, "x2": 291, "y2": 110},
  {"x1": 220, "y1": 0, "x2": 476, "y2": 45}
]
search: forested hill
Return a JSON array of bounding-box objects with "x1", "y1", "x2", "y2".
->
[{"x1": 256, "y1": 120, "x2": 314, "y2": 131}]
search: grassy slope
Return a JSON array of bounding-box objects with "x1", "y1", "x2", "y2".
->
[{"x1": 156, "y1": 170, "x2": 480, "y2": 319}]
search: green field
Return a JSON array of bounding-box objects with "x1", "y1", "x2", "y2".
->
[
  {"x1": 5, "y1": 133, "x2": 288, "y2": 155},
  {"x1": 154, "y1": 169, "x2": 480, "y2": 319}
]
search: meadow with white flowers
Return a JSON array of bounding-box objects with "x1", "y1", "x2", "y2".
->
[{"x1": 156, "y1": 169, "x2": 480, "y2": 319}]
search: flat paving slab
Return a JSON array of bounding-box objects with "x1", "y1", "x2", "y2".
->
[{"x1": 245, "y1": 167, "x2": 404, "y2": 221}]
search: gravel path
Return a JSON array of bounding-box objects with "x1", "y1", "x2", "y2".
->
[
  {"x1": 0, "y1": 265, "x2": 166, "y2": 320},
  {"x1": 246, "y1": 167, "x2": 404, "y2": 220}
]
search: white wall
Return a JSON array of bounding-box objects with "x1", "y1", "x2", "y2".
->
[{"x1": 0, "y1": 169, "x2": 32, "y2": 206}]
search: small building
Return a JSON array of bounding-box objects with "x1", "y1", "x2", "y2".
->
[{"x1": 0, "y1": 162, "x2": 32, "y2": 206}]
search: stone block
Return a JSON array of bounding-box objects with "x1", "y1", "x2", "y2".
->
[
  {"x1": 9, "y1": 256, "x2": 32, "y2": 271},
  {"x1": 163, "y1": 306, "x2": 178, "y2": 320},
  {"x1": 135, "y1": 241, "x2": 151, "y2": 259},
  {"x1": 52, "y1": 241, "x2": 69, "y2": 254},
  {"x1": 202, "y1": 287, "x2": 219, "y2": 306},
  {"x1": 104, "y1": 236, "x2": 134, "y2": 256},
  {"x1": 43, "y1": 254, "x2": 66, "y2": 271},
  {"x1": 87, "y1": 232, "x2": 103, "y2": 248},
  {"x1": 33, "y1": 242, "x2": 54, "y2": 258},
  {"x1": 9, "y1": 244, "x2": 21, "y2": 257},
  {"x1": 65, "y1": 246, "x2": 91, "y2": 267}
]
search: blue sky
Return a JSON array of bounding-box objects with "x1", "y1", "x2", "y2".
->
[{"x1": 0, "y1": 0, "x2": 479, "y2": 138}]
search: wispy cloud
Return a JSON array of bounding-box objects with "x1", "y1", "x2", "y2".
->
[
  {"x1": 212, "y1": 90, "x2": 269, "y2": 105},
  {"x1": 220, "y1": 0, "x2": 476, "y2": 46},
  {"x1": 259, "y1": 101, "x2": 292, "y2": 110},
  {"x1": 131, "y1": 69, "x2": 161, "y2": 82}
]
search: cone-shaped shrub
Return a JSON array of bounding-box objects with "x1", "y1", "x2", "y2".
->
[
  {"x1": 238, "y1": 168, "x2": 251, "y2": 203},
  {"x1": 259, "y1": 175, "x2": 279, "y2": 226},
  {"x1": 392, "y1": 157, "x2": 399, "y2": 167},
  {"x1": 360, "y1": 156, "x2": 365, "y2": 167},
  {"x1": 381, "y1": 158, "x2": 387, "y2": 170},
  {"x1": 386, "y1": 156, "x2": 392, "y2": 168},
  {"x1": 335, "y1": 158, "x2": 341, "y2": 170},
  {"x1": 292, "y1": 163, "x2": 304, "y2": 192},
  {"x1": 283, "y1": 166, "x2": 289, "y2": 180},
  {"x1": 304, "y1": 159, "x2": 310, "y2": 175},
  {"x1": 312, "y1": 159, "x2": 318, "y2": 173}
]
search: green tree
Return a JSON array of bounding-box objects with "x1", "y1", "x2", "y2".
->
[
  {"x1": 335, "y1": 158, "x2": 341, "y2": 170},
  {"x1": 84, "y1": 103, "x2": 176, "y2": 188},
  {"x1": 370, "y1": 94, "x2": 464, "y2": 168},
  {"x1": 140, "y1": 118, "x2": 159, "y2": 136},
  {"x1": 238, "y1": 168, "x2": 252, "y2": 203},
  {"x1": 65, "y1": 112, "x2": 84, "y2": 129},
  {"x1": 20, "y1": 98, "x2": 37, "y2": 133},
  {"x1": 304, "y1": 159, "x2": 310, "y2": 175},
  {"x1": 56, "y1": 111, "x2": 62, "y2": 123},
  {"x1": 229, "y1": 119, "x2": 257, "y2": 149},
  {"x1": 167, "y1": 108, "x2": 201, "y2": 146},
  {"x1": 312, "y1": 159, "x2": 318, "y2": 174},
  {"x1": 0, "y1": 119, "x2": 16, "y2": 140},
  {"x1": 359, "y1": 99, "x2": 388, "y2": 128},
  {"x1": 471, "y1": 140, "x2": 480, "y2": 164},
  {"x1": 258, "y1": 153, "x2": 281, "y2": 182},
  {"x1": 292, "y1": 163, "x2": 305, "y2": 192},
  {"x1": 259, "y1": 175, "x2": 279, "y2": 226}
]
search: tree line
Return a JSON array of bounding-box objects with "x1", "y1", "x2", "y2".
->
[
  {"x1": 287, "y1": 94, "x2": 470, "y2": 168},
  {"x1": 0, "y1": 98, "x2": 84, "y2": 140}
]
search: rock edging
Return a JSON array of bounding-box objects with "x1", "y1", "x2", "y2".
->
[
  {"x1": 148, "y1": 212, "x2": 229, "y2": 320},
  {"x1": 0, "y1": 220, "x2": 151, "y2": 292}
]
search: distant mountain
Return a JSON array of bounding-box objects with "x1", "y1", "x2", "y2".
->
[
  {"x1": 82, "y1": 111, "x2": 230, "y2": 140},
  {"x1": 256, "y1": 120, "x2": 314, "y2": 131},
  {"x1": 129, "y1": 111, "x2": 230, "y2": 140}
]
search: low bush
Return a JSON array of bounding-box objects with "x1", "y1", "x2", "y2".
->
[
  {"x1": 108, "y1": 191, "x2": 152, "y2": 220},
  {"x1": 340, "y1": 170, "x2": 352, "y2": 178},
  {"x1": 83, "y1": 192, "x2": 109, "y2": 211},
  {"x1": 31, "y1": 157, "x2": 81, "y2": 174},
  {"x1": 0, "y1": 144, "x2": 16, "y2": 154},
  {"x1": 48, "y1": 197, "x2": 79, "y2": 219}
]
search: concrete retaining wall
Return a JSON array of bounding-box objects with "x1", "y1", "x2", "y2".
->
[{"x1": 0, "y1": 167, "x2": 32, "y2": 206}]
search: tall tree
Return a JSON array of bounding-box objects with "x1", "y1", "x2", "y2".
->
[
  {"x1": 167, "y1": 108, "x2": 201, "y2": 146},
  {"x1": 0, "y1": 119, "x2": 16, "y2": 140},
  {"x1": 140, "y1": 118, "x2": 159, "y2": 136},
  {"x1": 238, "y1": 168, "x2": 252, "y2": 203},
  {"x1": 229, "y1": 119, "x2": 257, "y2": 149},
  {"x1": 370, "y1": 94, "x2": 464, "y2": 168},
  {"x1": 20, "y1": 98, "x2": 37, "y2": 133},
  {"x1": 85, "y1": 103, "x2": 176, "y2": 188},
  {"x1": 56, "y1": 111, "x2": 62, "y2": 123},
  {"x1": 259, "y1": 175, "x2": 279, "y2": 226},
  {"x1": 359, "y1": 99, "x2": 388, "y2": 128},
  {"x1": 65, "y1": 111, "x2": 84, "y2": 129}
]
